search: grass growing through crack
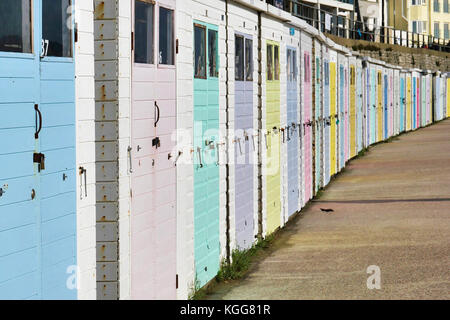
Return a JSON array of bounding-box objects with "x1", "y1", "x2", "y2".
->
[
  {"x1": 216, "y1": 234, "x2": 275, "y2": 282},
  {"x1": 190, "y1": 234, "x2": 276, "y2": 300}
]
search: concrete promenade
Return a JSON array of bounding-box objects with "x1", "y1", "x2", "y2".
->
[{"x1": 207, "y1": 119, "x2": 450, "y2": 300}]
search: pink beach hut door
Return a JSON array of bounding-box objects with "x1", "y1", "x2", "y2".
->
[{"x1": 131, "y1": 0, "x2": 177, "y2": 299}]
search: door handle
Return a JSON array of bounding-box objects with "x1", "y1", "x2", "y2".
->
[
  {"x1": 34, "y1": 104, "x2": 43, "y2": 139},
  {"x1": 79, "y1": 167, "x2": 87, "y2": 199},
  {"x1": 197, "y1": 147, "x2": 203, "y2": 168},
  {"x1": 127, "y1": 146, "x2": 133, "y2": 174},
  {"x1": 154, "y1": 101, "x2": 160, "y2": 127}
]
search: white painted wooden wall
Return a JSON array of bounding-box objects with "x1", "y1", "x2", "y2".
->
[{"x1": 75, "y1": 0, "x2": 97, "y2": 300}]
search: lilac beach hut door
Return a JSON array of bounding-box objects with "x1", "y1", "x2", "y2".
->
[{"x1": 234, "y1": 33, "x2": 254, "y2": 249}]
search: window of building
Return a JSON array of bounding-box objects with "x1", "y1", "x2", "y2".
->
[
  {"x1": 42, "y1": 0, "x2": 72, "y2": 57},
  {"x1": 245, "y1": 39, "x2": 253, "y2": 81},
  {"x1": 159, "y1": 7, "x2": 174, "y2": 65},
  {"x1": 444, "y1": 24, "x2": 449, "y2": 39},
  {"x1": 402, "y1": 0, "x2": 408, "y2": 17},
  {"x1": 444, "y1": 0, "x2": 449, "y2": 12},
  {"x1": 0, "y1": 0, "x2": 32, "y2": 53},
  {"x1": 316, "y1": 57, "x2": 320, "y2": 84},
  {"x1": 208, "y1": 30, "x2": 219, "y2": 78},
  {"x1": 412, "y1": 21, "x2": 427, "y2": 34},
  {"x1": 434, "y1": 0, "x2": 440, "y2": 12},
  {"x1": 194, "y1": 24, "x2": 206, "y2": 78},
  {"x1": 267, "y1": 44, "x2": 273, "y2": 81},
  {"x1": 287, "y1": 49, "x2": 292, "y2": 82},
  {"x1": 135, "y1": 0, "x2": 154, "y2": 64},
  {"x1": 235, "y1": 35, "x2": 244, "y2": 81},
  {"x1": 274, "y1": 45, "x2": 280, "y2": 80},
  {"x1": 434, "y1": 22, "x2": 440, "y2": 38}
]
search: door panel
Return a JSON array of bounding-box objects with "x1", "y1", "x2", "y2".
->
[
  {"x1": 266, "y1": 41, "x2": 281, "y2": 234},
  {"x1": 235, "y1": 34, "x2": 254, "y2": 249},
  {"x1": 406, "y1": 76, "x2": 412, "y2": 131},
  {"x1": 287, "y1": 47, "x2": 298, "y2": 216},
  {"x1": 329, "y1": 62, "x2": 336, "y2": 177},
  {"x1": 314, "y1": 55, "x2": 321, "y2": 192},
  {"x1": 303, "y1": 51, "x2": 312, "y2": 202},
  {"x1": 131, "y1": 0, "x2": 177, "y2": 299},
  {"x1": 323, "y1": 60, "x2": 330, "y2": 186},
  {"x1": 193, "y1": 21, "x2": 220, "y2": 287},
  {"x1": 350, "y1": 65, "x2": 356, "y2": 158},
  {"x1": 0, "y1": 0, "x2": 76, "y2": 300}
]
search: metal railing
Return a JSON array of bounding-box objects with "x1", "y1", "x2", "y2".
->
[{"x1": 268, "y1": 0, "x2": 450, "y2": 52}]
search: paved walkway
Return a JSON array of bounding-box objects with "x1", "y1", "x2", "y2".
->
[{"x1": 208, "y1": 120, "x2": 450, "y2": 300}]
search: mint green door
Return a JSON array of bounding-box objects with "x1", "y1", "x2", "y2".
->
[{"x1": 193, "y1": 21, "x2": 220, "y2": 287}]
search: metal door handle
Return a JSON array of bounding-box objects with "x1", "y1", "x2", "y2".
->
[
  {"x1": 35, "y1": 104, "x2": 42, "y2": 139},
  {"x1": 154, "y1": 101, "x2": 160, "y2": 127},
  {"x1": 216, "y1": 143, "x2": 220, "y2": 165},
  {"x1": 79, "y1": 167, "x2": 87, "y2": 199},
  {"x1": 127, "y1": 146, "x2": 133, "y2": 173},
  {"x1": 197, "y1": 147, "x2": 203, "y2": 168}
]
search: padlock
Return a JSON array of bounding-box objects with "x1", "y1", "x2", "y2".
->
[
  {"x1": 152, "y1": 137, "x2": 161, "y2": 149},
  {"x1": 33, "y1": 153, "x2": 45, "y2": 172}
]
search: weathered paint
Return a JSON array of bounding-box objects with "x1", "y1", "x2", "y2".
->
[
  {"x1": 349, "y1": 64, "x2": 356, "y2": 158},
  {"x1": 314, "y1": 44, "x2": 322, "y2": 193},
  {"x1": 338, "y1": 63, "x2": 345, "y2": 169},
  {"x1": 406, "y1": 74, "x2": 412, "y2": 131},
  {"x1": 400, "y1": 75, "x2": 405, "y2": 132},
  {"x1": 323, "y1": 58, "x2": 331, "y2": 186},
  {"x1": 356, "y1": 62, "x2": 363, "y2": 153},
  {"x1": 370, "y1": 67, "x2": 377, "y2": 144},
  {"x1": 329, "y1": 60, "x2": 337, "y2": 177},
  {"x1": 193, "y1": 21, "x2": 220, "y2": 286},
  {"x1": 265, "y1": 40, "x2": 281, "y2": 235},
  {"x1": 377, "y1": 69, "x2": 383, "y2": 142},
  {"x1": 286, "y1": 46, "x2": 299, "y2": 217},
  {"x1": 0, "y1": 0, "x2": 77, "y2": 299},
  {"x1": 447, "y1": 77, "x2": 450, "y2": 118},
  {"x1": 131, "y1": 0, "x2": 177, "y2": 299},
  {"x1": 384, "y1": 73, "x2": 389, "y2": 140},
  {"x1": 235, "y1": 33, "x2": 254, "y2": 249},
  {"x1": 302, "y1": 39, "x2": 312, "y2": 203}
]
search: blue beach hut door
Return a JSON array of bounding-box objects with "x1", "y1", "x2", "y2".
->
[{"x1": 0, "y1": 0, "x2": 76, "y2": 299}]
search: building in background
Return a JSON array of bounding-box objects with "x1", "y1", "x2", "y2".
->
[{"x1": 387, "y1": 0, "x2": 450, "y2": 41}]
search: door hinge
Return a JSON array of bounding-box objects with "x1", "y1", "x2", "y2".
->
[
  {"x1": 176, "y1": 39, "x2": 179, "y2": 54},
  {"x1": 176, "y1": 274, "x2": 179, "y2": 289},
  {"x1": 74, "y1": 23, "x2": 78, "y2": 43},
  {"x1": 131, "y1": 32, "x2": 134, "y2": 51}
]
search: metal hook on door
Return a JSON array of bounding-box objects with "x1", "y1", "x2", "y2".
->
[
  {"x1": 154, "y1": 101, "x2": 160, "y2": 127},
  {"x1": 174, "y1": 151, "x2": 183, "y2": 166},
  {"x1": 127, "y1": 146, "x2": 133, "y2": 174},
  {"x1": 197, "y1": 147, "x2": 203, "y2": 168},
  {"x1": 79, "y1": 167, "x2": 87, "y2": 199},
  {"x1": 34, "y1": 104, "x2": 43, "y2": 139}
]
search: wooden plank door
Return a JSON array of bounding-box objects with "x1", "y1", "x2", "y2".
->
[
  {"x1": 329, "y1": 61, "x2": 337, "y2": 177},
  {"x1": 302, "y1": 50, "x2": 312, "y2": 202},
  {"x1": 286, "y1": 47, "x2": 298, "y2": 217},
  {"x1": 193, "y1": 21, "x2": 220, "y2": 287},
  {"x1": 323, "y1": 60, "x2": 330, "y2": 186},
  {"x1": 234, "y1": 33, "x2": 254, "y2": 249},
  {"x1": 0, "y1": 0, "x2": 76, "y2": 299},
  {"x1": 131, "y1": 0, "x2": 177, "y2": 299},
  {"x1": 266, "y1": 40, "x2": 281, "y2": 234},
  {"x1": 38, "y1": 0, "x2": 77, "y2": 299},
  {"x1": 314, "y1": 54, "x2": 321, "y2": 193}
]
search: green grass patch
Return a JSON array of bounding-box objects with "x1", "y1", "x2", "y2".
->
[{"x1": 216, "y1": 235, "x2": 275, "y2": 282}]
